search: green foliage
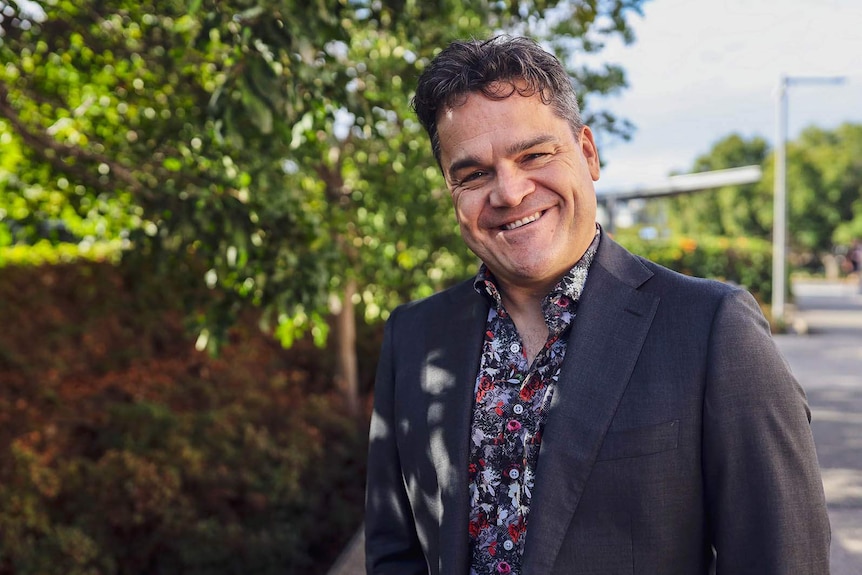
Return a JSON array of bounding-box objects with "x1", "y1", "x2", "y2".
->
[
  {"x1": 615, "y1": 230, "x2": 774, "y2": 304},
  {"x1": 787, "y1": 124, "x2": 862, "y2": 253},
  {"x1": 0, "y1": 261, "x2": 367, "y2": 574},
  {"x1": 0, "y1": 239, "x2": 123, "y2": 267},
  {"x1": 664, "y1": 133, "x2": 771, "y2": 239},
  {"x1": 0, "y1": 0, "x2": 646, "y2": 348},
  {"x1": 662, "y1": 125, "x2": 862, "y2": 264}
]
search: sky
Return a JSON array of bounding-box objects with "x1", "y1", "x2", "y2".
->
[{"x1": 590, "y1": 0, "x2": 862, "y2": 194}]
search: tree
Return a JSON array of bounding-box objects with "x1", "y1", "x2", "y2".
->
[
  {"x1": 0, "y1": 0, "x2": 646, "y2": 414},
  {"x1": 785, "y1": 124, "x2": 862, "y2": 259},
  {"x1": 664, "y1": 133, "x2": 771, "y2": 239},
  {"x1": 660, "y1": 125, "x2": 862, "y2": 273}
]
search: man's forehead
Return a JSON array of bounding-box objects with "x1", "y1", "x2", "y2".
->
[{"x1": 437, "y1": 81, "x2": 542, "y2": 116}]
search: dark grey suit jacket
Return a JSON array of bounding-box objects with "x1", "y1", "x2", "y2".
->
[{"x1": 365, "y1": 232, "x2": 831, "y2": 574}]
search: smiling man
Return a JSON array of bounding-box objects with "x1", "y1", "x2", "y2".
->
[{"x1": 365, "y1": 36, "x2": 830, "y2": 575}]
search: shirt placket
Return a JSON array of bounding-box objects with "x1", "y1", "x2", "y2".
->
[
  {"x1": 469, "y1": 231, "x2": 597, "y2": 575},
  {"x1": 497, "y1": 336, "x2": 558, "y2": 573}
]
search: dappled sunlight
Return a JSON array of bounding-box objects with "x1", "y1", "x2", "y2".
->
[{"x1": 821, "y1": 469, "x2": 862, "y2": 505}]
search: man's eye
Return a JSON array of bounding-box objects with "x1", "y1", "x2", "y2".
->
[
  {"x1": 462, "y1": 170, "x2": 487, "y2": 183},
  {"x1": 524, "y1": 152, "x2": 548, "y2": 162}
]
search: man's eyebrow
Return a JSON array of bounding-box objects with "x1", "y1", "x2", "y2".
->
[{"x1": 506, "y1": 135, "x2": 556, "y2": 156}]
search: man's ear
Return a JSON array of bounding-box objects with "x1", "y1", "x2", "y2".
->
[{"x1": 579, "y1": 126, "x2": 601, "y2": 181}]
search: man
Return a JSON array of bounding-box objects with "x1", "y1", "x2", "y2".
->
[{"x1": 365, "y1": 35, "x2": 830, "y2": 574}]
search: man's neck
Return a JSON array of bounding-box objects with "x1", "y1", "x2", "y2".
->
[{"x1": 498, "y1": 284, "x2": 551, "y2": 364}]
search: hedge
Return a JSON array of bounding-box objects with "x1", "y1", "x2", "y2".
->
[
  {"x1": 0, "y1": 259, "x2": 368, "y2": 575},
  {"x1": 614, "y1": 232, "x2": 774, "y2": 307}
]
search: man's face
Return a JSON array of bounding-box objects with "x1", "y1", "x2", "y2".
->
[{"x1": 436, "y1": 88, "x2": 601, "y2": 295}]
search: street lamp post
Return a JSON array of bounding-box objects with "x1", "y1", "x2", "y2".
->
[{"x1": 771, "y1": 74, "x2": 845, "y2": 327}]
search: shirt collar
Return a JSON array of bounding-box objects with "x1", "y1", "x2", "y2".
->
[{"x1": 473, "y1": 225, "x2": 601, "y2": 320}]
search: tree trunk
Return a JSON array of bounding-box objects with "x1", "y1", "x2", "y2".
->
[{"x1": 334, "y1": 278, "x2": 360, "y2": 417}]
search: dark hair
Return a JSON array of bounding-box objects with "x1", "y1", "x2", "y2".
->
[{"x1": 412, "y1": 35, "x2": 584, "y2": 165}]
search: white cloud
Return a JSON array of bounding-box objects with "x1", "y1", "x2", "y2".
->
[{"x1": 588, "y1": 0, "x2": 862, "y2": 189}]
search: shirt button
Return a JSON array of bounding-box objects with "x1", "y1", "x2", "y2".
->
[
  {"x1": 509, "y1": 342, "x2": 520, "y2": 353},
  {"x1": 503, "y1": 540, "x2": 514, "y2": 551},
  {"x1": 508, "y1": 468, "x2": 520, "y2": 480},
  {"x1": 513, "y1": 404, "x2": 524, "y2": 415}
]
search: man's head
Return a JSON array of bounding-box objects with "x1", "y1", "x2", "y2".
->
[
  {"x1": 413, "y1": 35, "x2": 584, "y2": 166},
  {"x1": 413, "y1": 36, "x2": 601, "y2": 296}
]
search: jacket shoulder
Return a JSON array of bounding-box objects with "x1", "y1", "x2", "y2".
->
[{"x1": 597, "y1": 234, "x2": 742, "y2": 303}]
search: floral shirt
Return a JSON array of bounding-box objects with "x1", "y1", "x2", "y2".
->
[{"x1": 468, "y1": 231, "x2": 600, "y2": 575}]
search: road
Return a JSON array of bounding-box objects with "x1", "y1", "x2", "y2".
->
[{"x1": 775, "y1": 279, "x2": 862, "y2": 574}]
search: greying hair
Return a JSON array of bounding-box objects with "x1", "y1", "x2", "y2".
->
[{"x1": 412, "y1": 35, "x2": 584, "y2": 165}]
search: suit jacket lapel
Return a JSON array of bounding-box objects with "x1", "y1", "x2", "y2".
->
[
  {"x1": 422, "y1": 281, "x2": 488, "y2": 573},
  {"x1": 522, "y1": 236, "x2": 660, "y2": 574}
]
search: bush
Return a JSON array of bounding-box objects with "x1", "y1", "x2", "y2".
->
[
  {"x1": 0, "y1": 260, "x2": 368, "y2": 575},
  {"x1": 0, "y1": 239, "x2": 124, "y2": 268},
  {"x1": 614, "y1": 231, "x2": 774, "y2": 305}
]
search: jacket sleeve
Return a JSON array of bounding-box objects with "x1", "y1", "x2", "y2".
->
[
  {"x1": 702, "y1": 288, "x2": 831, "y2": 573},
  {"x1": 365, "y1": 309, "x2": 428, "y2": 574}
]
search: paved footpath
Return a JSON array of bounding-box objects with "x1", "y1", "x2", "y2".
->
[
  {"x1": 330, "y1": 279, "x2": 862, "y2": 575},
  {"x1": 775, "y1": 279, "x2": 862, "y2": 575}
]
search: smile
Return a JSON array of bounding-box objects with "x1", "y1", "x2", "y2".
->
[{"x1": 503, "y1": 211, "x2": 544, "y2": 231}]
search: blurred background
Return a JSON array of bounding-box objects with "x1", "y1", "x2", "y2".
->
[{"x1": 1, "y1": 1, "x2": 860, "y2": 573}]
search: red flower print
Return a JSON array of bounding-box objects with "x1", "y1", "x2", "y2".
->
[
  {"x1": 506, "y1": 420, "x2": 522, "y2": 432},
  {"x1": 508, "y1": 518, "x2": 525, "y2": 542},
  {"x1": 476, "y1": 377, "x2": 495, "y2": 402},
  {"x1": 497, "y1": 561, "x2": 511, "y2": 573}
]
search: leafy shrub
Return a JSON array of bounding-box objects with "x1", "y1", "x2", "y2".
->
[
  {"x1": 614, "y1": 231, "x2": 774, "y2": 305},
  {"x1": 0, "y1": 240, "x2": 124, "y2": 268},
  {"x1": 0, "y1": 260, "x2": 368, "y2": 575}
]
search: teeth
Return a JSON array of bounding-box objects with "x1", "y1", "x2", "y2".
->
[{"x1": 504, "y1": 211, "x2": 542, "y2": 231}]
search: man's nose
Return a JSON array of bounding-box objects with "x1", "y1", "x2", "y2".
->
[{"x1": 489, "y1": 165, "x2": 533, "y2": 207}]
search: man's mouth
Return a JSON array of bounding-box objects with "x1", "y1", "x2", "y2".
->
[{"x1": 503, "y1": 210, "x2": 544, "y2": 231}]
